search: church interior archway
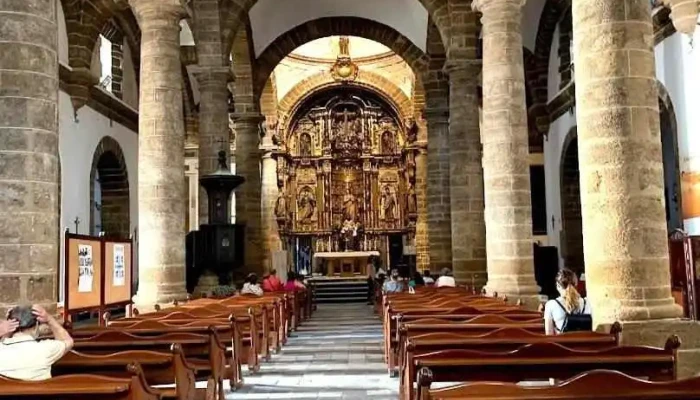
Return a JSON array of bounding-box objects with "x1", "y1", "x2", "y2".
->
[
  {"x1": 560, "y1": 130, "x2": 584, "y2": 275},
  {"x1": 659, "y1": 88, "x2": 683, "y2": 233},
  {"x1": 89, "y1": 137, "x2": 130, "y2": 238}
]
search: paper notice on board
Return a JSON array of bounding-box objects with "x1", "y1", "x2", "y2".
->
[
  {"x1": 114, "y1": 244, "x2": 125, "y2": 286},
  {"x1": 78, "y1": 244, "x2": 94, "y2": 293}
]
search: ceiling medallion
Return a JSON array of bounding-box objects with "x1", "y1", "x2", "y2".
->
[{"x1": 331, "y1": 36, "x2": 359, "y2": 83}]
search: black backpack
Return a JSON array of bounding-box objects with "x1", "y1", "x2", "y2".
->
[{"x1": 554, "y1": 299, "x2": 592, "y2": 333}]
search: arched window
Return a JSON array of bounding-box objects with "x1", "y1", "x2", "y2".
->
[{"x1": 90, "y1": 137, "x2": 130, "y2": 238}]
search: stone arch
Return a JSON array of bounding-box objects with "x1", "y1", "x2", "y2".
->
[
  {"x1": 559, "y1": 126, "x2": 583, "y2": 275},
  {"x1": 253, "y1": 17, "x2": 433, "y2": 99},
  {"x1": 277, "y1": 70, "x2": 414, "y2": 122},
  {"x1": 89, "y1": 136, "x2": 130, "y2": 238},
  {"x1": 219, "y1": 0, "x2": 450, "y2": 56},
  {"x1": 657, "y1": 80, "x2": 683, "y2": 232}
]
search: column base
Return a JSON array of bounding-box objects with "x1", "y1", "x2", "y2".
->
[
  {"x1": 598, "y1": 319, "x2": 700, "y2": 378},
  {"x1": 193, "y1": 271, "x2": 221, "y2": 298},
  {"x1": 132, "y1": 284, "x2": 189, "y2": 313}
]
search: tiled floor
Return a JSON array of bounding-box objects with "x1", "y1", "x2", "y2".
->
[{"x1": 226, "y1": 303, "x2": 398, "y2": 399}]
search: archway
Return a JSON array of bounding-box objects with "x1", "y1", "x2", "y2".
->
[
  {"x1": 559, "y1": 128, "x2": 583, "y2": 275},
  {"x1": 89, "y1": 136, "x2": 130, "y2": 238},
  {"x1": 658, "y1": 82, "x2": 683, "y2": 232}
]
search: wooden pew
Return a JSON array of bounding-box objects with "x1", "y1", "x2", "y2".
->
[
  {"x1": 0, "y1": 365, "x2": 160, "y2": 400},
  {"x1": 72, "y1": 326, "x2": 230, "y2": 397},
  {"x1": 400, "y1": 325, "x2": 622, "y2": 399},
  {"x1": 53, "y1": 346, "x2": 197, "y2": 400},
  {"x1": 389, "y1": 315, "x2": 544, "y2": 375},
  {"x1": 420, "y1": 369, "x2": 700, "y2": 400},
  {"x1": 410, "y1": 337, "x2": 680, "y2": 400}
]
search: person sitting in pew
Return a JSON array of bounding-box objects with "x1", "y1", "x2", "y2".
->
[
  {"x1": 262, "y1": 269, "x2": 284, "y2": 292},
  {"x1": 284, "y1": 272, "x2": 306, "y2": 291},
  {"x1": 545, "y1": 268, "x2": 592, "y2": 335},
  {"x1": 435, "y1": 268, "x2": 456, "y2": 288},
  {"x1": 242, "y1": 273, "x2": 264, "y2": 296},
  {"x1": 0, "y1": 305, "x2": 74, "y2": 381},
  {"x1": 383, "y1": 269, "x2": 405, "y2": 293},
  {"x1": 422, "y1": 270, "x2": 435, "y2": 285}
]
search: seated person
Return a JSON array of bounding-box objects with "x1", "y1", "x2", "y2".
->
[
  {"x1": 262, "y1": 269, "x2": 284, "y2": 292},
  {"x1": 544, "y1": 268, "x2": 592, "y2": 335},
  {"x1": 382, "y1": 269, "x2": 404, "y2": 293},
  {"x1": 0, "y1": 305, "x2": 74, "y2": 380},
  {"x1": 435, "y1": 268, "x2": 456, "y2": 287},
  {"x1": 422, "y1": 270, "x2": 435, "y2": 285},
  {"x1": 241, "y1": 273, "x2": 264, "y2": 296},
  {"x1": 284, "y1": 272, "x2": 300, "y2": 292}
]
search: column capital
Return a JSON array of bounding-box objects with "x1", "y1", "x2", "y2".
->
[
  {"x1": 129, "y1": 0, "x2": 186, "y2": 26},
  {"x1": 472, "y1": 0, "x2": 526, "y2": 13},
  {"x1": 233, "y1": 112, "x2": 266, "y2": 125},
  {"x1": 443, "y1": 59, "x2": 482, "y2": 76},
  {"x1": 191, "y1": 66, "x2": 231, "y2": 88}
]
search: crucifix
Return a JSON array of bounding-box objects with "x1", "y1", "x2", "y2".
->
[
  {"x1": 338, "y1": 108, "x2": 355, "y2": 138},
  {"x1": 216, "y1": 137, "x2": 227, "y2": 151},
  {"x1": 73, "y1": 217, "x2": 81, "y2": 234}
]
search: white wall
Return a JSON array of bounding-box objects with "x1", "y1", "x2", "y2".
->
[
  {"x1": 655, "y1": 31, "x2": 700, "y2": 234},
  {"x1": 249, "y1": 0, "x2": 429, "y2": 57},
  {"x1": 521, "y1": 0, "x2": 547, "y2": 52},
  {"x1": 58, "y1": 90, "x2": 138, "y2": 301}
]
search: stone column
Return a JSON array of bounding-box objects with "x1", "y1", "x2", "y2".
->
[
  {"x1": 414, "y1": 145, "x2": 431, "y2": 272},
  {"x1": 573, "y1": 0, "x2": 682, "y2": 324},
  {"x1": 473, "y1": 0, "x2": 540, "y2": 302},
  {"x1": 446, "y1": 60, "x2": 487, "y2": 287},
  {"x1": 425, "y1": 109, "x2": 453, "y2": 272},
  {"x1": 261, "y1": 145, "x2": 281, "y2": 271},
  {"x1": 234, "y1": 113, "x2": 264, "y2": 275},
  {"x1": 0, "y1": 0, "x2": 59, "y2": 314},
  {"x1": 193, "y1": 67, "x2": 230, "y2": 225},
  {"x1": 130, "y1": 0, "x2": 188, "y2": 306}
]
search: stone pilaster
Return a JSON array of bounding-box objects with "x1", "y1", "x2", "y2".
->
[
  {"x1": 572, "y1": 0, "x2": 682, "y2": 324},
  {"x1": 193, "y1": 67, "x2": 230, "y2": 225},
  {"x1": 414, "y1": 145, "x2": 431, "y2": 272},
  {"x1": 0, "y1": 0, "x2": 59, "y2": 314},
  {"x1": 130, "y1": 0, "x2": 188, "y2": 306},
  {"x1": 473, "y1": 0, "x2": 540, "y2": 303},
  {"x1": 425, "y1": 109, "x2": 453, "y2": 272},
  {"x1": 446, "y1": 60, "x2": 487, "y2": 287},
  {"x1": 234, "y1": 113, "x2": 264, "y2": 275},
  {"x1": 261, "y1": 145, "x2": 281, "y2": 271}
]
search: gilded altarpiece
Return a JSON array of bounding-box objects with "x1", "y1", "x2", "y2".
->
[{"x1": 274, "y1": 88, "x2": 418, "y2": 262}]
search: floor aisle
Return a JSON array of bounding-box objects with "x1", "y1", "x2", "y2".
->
[{"x1": 226, "y1": 303, "x2": 398, "y2": 399}]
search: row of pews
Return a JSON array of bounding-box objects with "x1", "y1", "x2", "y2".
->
[
  {"x1": 380, "y1": 286, "x2": 700, "y2": 400},
  {"x1": 0, "y1": 288, "x2": 312, "y2": 400}
]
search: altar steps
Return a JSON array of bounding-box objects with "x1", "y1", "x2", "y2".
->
[{"x1": 311, "y1": 278, "x2": 369, "y2": 304}]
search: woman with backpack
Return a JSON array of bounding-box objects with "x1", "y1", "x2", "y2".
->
[{"x1": 544, "y1": 268, "x2": 592, "y2": 335}]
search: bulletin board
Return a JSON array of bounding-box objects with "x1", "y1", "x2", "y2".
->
[
  {"x1": 64, "y1": 235, "x2": 103, "y2": 312},
  {"x1": 104, "y1": 240, "x2": 133, "y2": 305}
]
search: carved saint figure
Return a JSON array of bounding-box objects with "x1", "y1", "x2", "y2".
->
[
  {"x1": 407, "y1": 186, "x2": 417, "y2": 215},
  {"x1": 382, "y1": 131, "x2": 395, "y2": 154},
  {"x1": 275, "y1": 192, "x2": 287, "y2": 219},
  {"x1": 342, "y1": 186, "x2": 358, "y2": 223},
  {"x1": 298, "y1": 187, "x2": 316, "y2": 222},
  {"x1": 381, "y1": 185, "x2": 398, "y2": 221},
  {"x1": 299, "y1": 133, "x2": 312, "y2": 157}
]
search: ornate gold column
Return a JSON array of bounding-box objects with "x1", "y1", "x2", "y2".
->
[
  {"x1": 131, "y1": 0, "x2": 189, "y2": 305},
  {"x1": 473, "y1": 0, "x2": 540, "y2": 304}
]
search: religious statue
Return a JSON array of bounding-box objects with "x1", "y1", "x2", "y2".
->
[
  {"x1": 275, "y1": 192, "x2": 287, "y2": 219},
  {"x1": 380, "y1": 185, "x2": 398, "y2": 221},
  {"x1": 407, "y1": 186, "x2": 417, "y2": 215},
  {"x1": 406, "y1": 118, "x2": 418, "y2": 144},
  {"x1": 299, "y1": 133, "x2": 312, "y2": 157},
  {"x1": 332, "y1": 107, "x2": 361, "y2": 154},
  {"x1": 298, "y1": 187, "x2": 316, "y2": 222},
  {"x1": 342, "y1": 185, "x2": 358, "y2": 223},
  {"x1": 381, "y1": 131, "x2": 395, "y2": 154}
]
